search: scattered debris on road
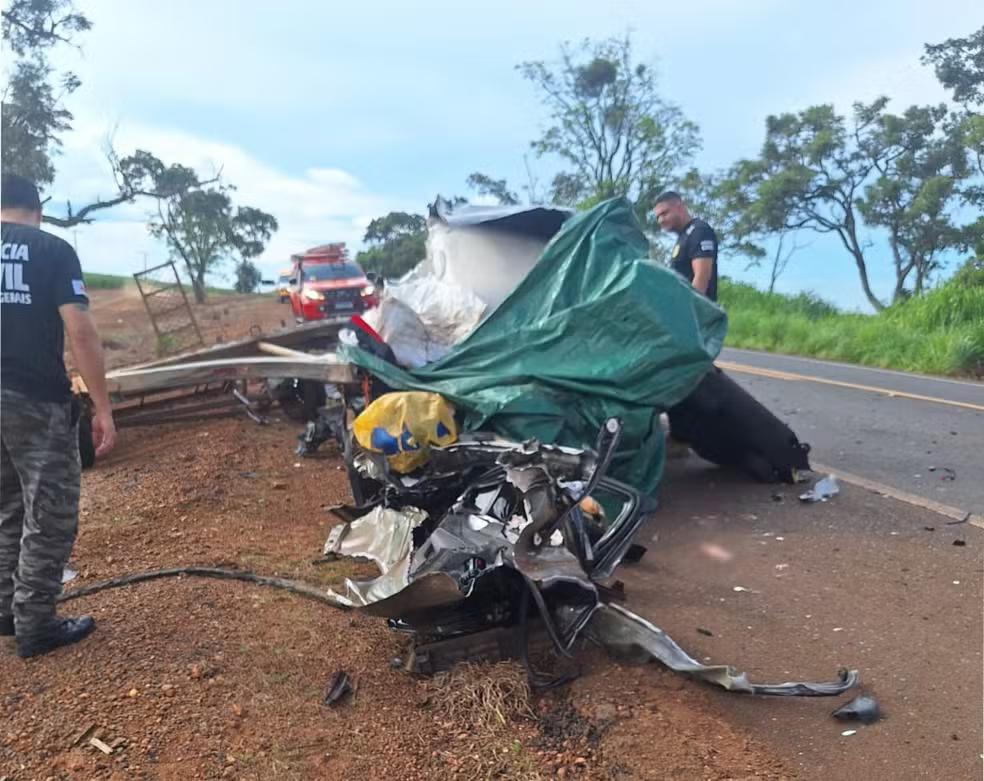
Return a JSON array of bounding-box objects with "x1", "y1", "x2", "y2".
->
[
  {"x1": 70, "y1": 723, "x2": 98, "y2": 748},
  {"x1": 832, "y1": 694, "x2": 882, "y2": 724},
  {"x1": 88, "y1": 737, "x2": 115, "y2": 756},
  {"x1": 799, "y1": 474, "x2": 840, "y2": 503},
  {"x1": 323, "y1": 670, "x2": 354, "y2": 706}
]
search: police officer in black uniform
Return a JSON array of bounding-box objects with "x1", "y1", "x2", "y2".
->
[
  {"x1": 1, "y1": 173, "x2": 116, "y2": 658},
  {"x1": 653, "y1": 190, "x2": 719, "y2": 302}
]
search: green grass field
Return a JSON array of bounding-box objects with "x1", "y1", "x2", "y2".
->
[
  {"x1": 84, "y1": 270, "x2": 983, "y2": 377},
  {"x1": 83, "y1": 271, "x2": 237, "y2": 295},
  {"x1": 719, "y1": 271, "x2": 984, "y2": 377},
  {"x1": 83, "y1": 271, "x2": 129, "y2": 290}
]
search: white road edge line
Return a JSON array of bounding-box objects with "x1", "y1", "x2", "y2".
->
[
  {"x1": 812, "y1": 461, "x2": 984, "y2": 530},
  {"x1": 723, "y1": 348, "x2": 984, "y2": 390}
]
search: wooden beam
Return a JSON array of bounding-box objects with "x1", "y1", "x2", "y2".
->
[
  {"x1": 256, "y1": 341, "x2": 313, "y2": 359},
  {"x1": 105, "y1": 355, "x2": 356, "y2": 397},
  {"x1": 122, "y1": 319, "x2": 345, "y2": 370}
]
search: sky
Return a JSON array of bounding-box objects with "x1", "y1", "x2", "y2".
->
[{"x1": 29, "y1": 0, "x2": 981, "y2": 310}]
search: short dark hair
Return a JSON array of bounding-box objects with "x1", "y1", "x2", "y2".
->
[
  {"x1": 1, "y1": 173, "x2": 42, "y2": 212},
  {"x1": 654, "y1": 190, "x2": 683, "y2": 206}
]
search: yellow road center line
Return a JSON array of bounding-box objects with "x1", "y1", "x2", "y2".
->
[
  {"x1": 811, "y1": 461, "x2": 984, "y2": 530},
  {"x1": 717, "y1": 361, "x2": 984, "y2": 413}
]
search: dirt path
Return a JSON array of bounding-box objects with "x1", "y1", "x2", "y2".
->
[
  {"x1": 3, "y1": 288, "x2": 812, "y2": 779},
  {"x1": 1, "y1": 417, "x2": 795, "y2": 780},
  {"x1": 82, "y1": 287, "x2": 294, "y2": 371}
]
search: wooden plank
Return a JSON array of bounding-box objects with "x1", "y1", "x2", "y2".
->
[
  {"x1": 105, "y1": 355, "x2": 357, "y2": 396},
  {"x1": 70, "y1": 722, "x2": 97, "y2": 747},
  {"x1": 121, "y1": 320, "x2": 345, "y2": 371},
  {"x1": 256, "y1": 341, "x2": 313, "y2": 359},
  {"x1": 89, "y1": 736, "x2": 114, "y2": 755}
]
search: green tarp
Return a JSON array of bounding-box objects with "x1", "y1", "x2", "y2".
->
[{"x1": 340, "y1": 198, "x2": 727, "y2": 495}]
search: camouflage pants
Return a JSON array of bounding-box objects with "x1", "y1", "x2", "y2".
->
[{"x1": 0, "y1": 387, "x2": 80, "y2": 634}]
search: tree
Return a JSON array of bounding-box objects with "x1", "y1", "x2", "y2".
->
[
  {"x1": 923, "y1": 27, "x2": 984, "y2": 265},
  {"x1": 2, "y1": 0, "x2": 218, "y2": 228},
  {"x1": 679, "y1": 168, "x2": 812, "y2": 293},
  {"x1": 356, "y1": 211, "x2": 427, "y2": 279},
  {"x1": 153, "y1": 188, "x2": 277, "y2": 304},
  {"x1": 722, "y1": 95, "x2": 971, "y2": 307},
  {"x1": 922, "y1": 25, "x2": 984, "y2": 108},
  {"x1": 956, "y1": 113, "x2": 984, "y2": 262},
  {"x1": 855, "y1": 100, "x2": 968, "y2": 297},
  {"x1": 518, "y1": 36, "x2": 700, "y2": 220},
  {"x1": 234, "y1": 260, "x2": 262, "y2": 294},
  {"x1": 677, "y1": 169, "x2": 765, "y2": 257},
  {"x1": 466, "y1": 172, "x2": 519, "y2": 205},
  {"x1": 114, "y1": 152, "x2": 276, "y2": 303},
  {"x1": 362, "y1": 211, "x2": 426, "y2": 245},
  {"x1": 2, "y1": 0, "x2": 90, "y2": 186},
  {"x1": 727, "y1": 104, "x2": 898, "y2": 310}
]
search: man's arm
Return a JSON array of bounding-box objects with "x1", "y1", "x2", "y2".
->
[
  {"x1": 690, "y1": 257, "x2": 713, "y2": 295},
  {"x1": 60, "y1": 302, "x2": 116, "y2": 457},
  {"x1": 688, "y1": 224, "x2": 717, "y2": 296}
]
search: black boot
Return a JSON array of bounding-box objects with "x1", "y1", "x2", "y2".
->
[
  {"x1": 0, "y1": 615, "x2": 13, "y2": 637},
  {"x1": 16, "y1": 616, "x2": 95, "y2": 658}
]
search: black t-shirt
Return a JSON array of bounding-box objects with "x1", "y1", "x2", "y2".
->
[
  {"x1": 1, "y1": 222, "x2": 89, "y2": 402},
  {"x1": 670, "y1": 218, "x2": 718, "y2": 302}
]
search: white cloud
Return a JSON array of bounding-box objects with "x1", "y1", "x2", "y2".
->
[
  {"x1": 30, "y1": 0, "x2": 978, "y2": 309},
  {"x1": 45, "y1": 115, "x2": 416, "y2": 285}
]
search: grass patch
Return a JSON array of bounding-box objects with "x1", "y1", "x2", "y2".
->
[
  {"x1": 83, "y1": 270, "x2": 240, "y2": 296},
  {"x1": 423, "y1": 661, "x2": 535, "y2": 733},
  {"x1": 421, "y1": 662, "x2": 544, "y2": 779},
  {"x1": 237, "y1": 549, "x2": 378, "y2": 588},
  {"x1": 719, "y1": 274, "x2": 984, "y2": 377},
  {"x1": 84, "y1": 271, "x2": 129, "y2": 289}
]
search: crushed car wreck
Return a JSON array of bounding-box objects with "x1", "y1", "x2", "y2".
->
[
  {"x1": 62, "y1": 194, "x2": 859, "y2": 717},
  {"x1": 295, "y1": 197, "x2": 855, "y2": 697},
  {"x1": 322, "y1": 414, "x2": 858, "y2": 697}
]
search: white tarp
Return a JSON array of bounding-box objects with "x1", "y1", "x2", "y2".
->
[
  {"x1": 421, "y1": 221, "x2": 548, "y2": 310},
  {"x1": 361, "y1": 201, "x2": 572, "y2": 368}
]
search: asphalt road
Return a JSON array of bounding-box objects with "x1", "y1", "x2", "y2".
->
[
  {"x1": 624, "y1": 457, "x2": 983, "y2": 780},
  {"x1": 717, "y1": 348, "x2": 984, "y2": 514}
]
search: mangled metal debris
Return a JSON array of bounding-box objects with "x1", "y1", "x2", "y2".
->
[
  {"x1": 323, "y1": 415, "x2": 859, "y2": 697},
  {"x1": 300, "y1": 200, "x2": 851, "y2": 696},
  {"x1": 325, "y1": 506, "x2": 428, "y2": 607},
  {"x1": 831, "y1": 693, "x2": 882, "y2": 724},
  {"x1": 588, "y1": 603, "x2": 857, "y2": 696},
  {"x1": 323, "y1": 670, "x2": 354, "y2": 706}
]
